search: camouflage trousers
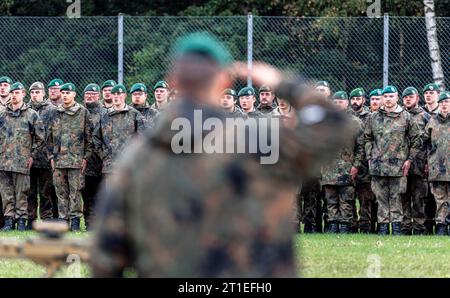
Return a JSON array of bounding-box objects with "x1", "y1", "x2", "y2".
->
[
  {"x1": 355, "y1": 182, "x2": 377, "y2": 229},
  {"x1": 27, "y1": 167, "x2": 57, "y2": 221},
  {"x1": 0, "y1": 171, "x2": 30, "y2": 219},
  {"x1": 81, "y1": 175, "x2": 103, "y2": 229},
  {"x1": 401, "y1": 175, "x2": 427, "y2": 231},
  {"x1": 53, "y1": 168, "x2": 84, "y2": 220},
  {"x1": 430, "y1": 182, "x2": 450, "y2": 224},
  {"x1": 323, "y1": 185, "x2": 355, "y2": 223},
  {"x1": 372, "y1": 176, "x2": 407, "y2": 224}
]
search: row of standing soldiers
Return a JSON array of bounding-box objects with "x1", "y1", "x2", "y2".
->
[{"x1": 0, "y1": 76, "x2": 173, "y2": 231}]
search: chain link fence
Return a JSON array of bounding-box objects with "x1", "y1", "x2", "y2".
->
[{"x1": 0, "y1": 16, "x2": 448, "y2": 98}]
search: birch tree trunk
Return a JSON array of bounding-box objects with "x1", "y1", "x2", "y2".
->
[{"x1": 424, "y1": 0, "x2": 445, "y2": 89}]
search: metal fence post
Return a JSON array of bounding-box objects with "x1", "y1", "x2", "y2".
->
[
  {"x1": 118, "y1": 14, "x2": 124, "y2": 84},
  {"x1": 383, "y1": 13, "x2": 389, "y2": 87},
  {"x1": 247, "y1": 13, "x2": 253, "y2": 87}
]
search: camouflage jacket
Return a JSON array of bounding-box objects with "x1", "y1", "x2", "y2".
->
[
  {"x1": 131, "y1": 103, "x2": 158, "y2": 129},
  {"x1": 321, "y1": 113, "x2": 364, "y2": 185},
  {"x1": 0, "y1": 96, "x2": 10, "y2": 110},
  {"x1": 91, "y1": 94, "x2": 352, "y2": 277},
  {"x1": 245, "y1": 108, "x2": 264, "y2": 118},
  {"x1": 93, "y1": 105, "x2": 145, "y2": 174},
  {"x1": 223, "y1": 105, "x2": 246, "y2": 118},
  {"x1": 84, "y1": 101, "x2": 106, "y2": 177},
  {"x1": 364, "y1": 105, "x2": 421, "y2": 177},
  {"x1": 0, "y1": 104, "x2": 45, "y2": 174},
  {"x1": 28, "y1": 99, "x2": 57, "y2": 168},
  {"x1": 351, "y1": 106, "x2": 371, "y2": 183},
  {"x1": 424, "y1": 104, "x2": 439, "y2": 116},
  {"x1": 423, "y1": 112, "x2": 449, "y2": 181},
  {"x1": 47, "y1": 102, "x2": 94, "y2": 169},
  {"x1": 256, "y1": 102, "x2": 277, "y2": 114},
  {"x1": 406, "y1": 106, "x2": 431, "y2": 177}
]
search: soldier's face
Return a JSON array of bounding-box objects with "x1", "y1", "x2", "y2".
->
[
  {"x1": 154, "y1": 88, "x2": 169, "y2": 103},
  {"x1": 439, "y1": 99, "x2": 449, "y2": 115},
  {"x1": 333, "y1": 99, "x2": 348, "y2": 111},
  {"x1": 112, "y1": 92, "x2": 126, "y2": 107},
  {"x1": 0, "y1": 83, "x2": 10, "y2": 97},
  {"x1": 259, "y1": 91, "x2": 274, "y2": 106},
  {"x1": 402, "y1": 94, "x2": 419, "y2": 109},
  {"x1": 370, "y1": 96, "x2": 383, "y2": 112},
  {"x1": 30, "y1": 89, "x2": 45, "y2": 102},
  {"x1": 102, "y1": 87, "x2": 113, "y2": 103},
  {"x1": 383, "y1": 93, "x2": 398, "y2": 109},
  {"x1": 424, "y1": 90, "x2": 439, "y2": 105},
  {"x1": 239, "y1": 95, "x2": 256, "y2": 112},
  {"x1": 62, "y1": 91, "x2": 76, "y2": 106},
  {"x1": 10, "y1": 90, "x2": 25, "y2": 105},
  {"x1": 220, "y1": 94, "x2": 235, "y2": 109},
  {"x1": 48, "y1": 87, "x2": 61, "y2": 100},
  {"x1": 84, "y1": 91, "x2": 100, "y2": 104},
  {"x1": 315, "y1": 86, "x2": 331, "y2": 98},
  {"x1": 278, "y1": 98, "x2": 290, "y2": 110},
  {"x1": 131, "y1": 92, "x2": 147, "y2": 105},
  {"x1": 350, "y1": 96, "x2": 365, "y2": 111}
]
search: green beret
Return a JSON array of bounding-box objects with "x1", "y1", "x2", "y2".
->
[
  {"x1": 153, "y1": 80, "x2": 169, "y2": 91},
  {"x1": 29, "y1": 82, "x2": 45, "y2": 91},
  {"x1": 258, "y1": 85, "x2": 272, "y2": 93},
  {"x1": 111, "y1": 84, "x2": 127, "y2": 94},
  {"x1": 423, "y1": 83, "x2": 440, "y2": 93},
  {"x1": 10, "y1": 82, "x2": 25, "y2": 92},
  {"x1": 402, "y1": 87, "x2": 419, "y2": 98},
  {"x1": 172, "y1": 32, "x2": 232, "y2": 67},
  {"x1": 349, "y1": 88, "x2": 365, "y2": 98},
  {"x1": 438, "y1": 91, "x2": 450, "y2": 102},
  {"x1": 222, "y1": 88, "x2": 236, "y2": 97},
  {"x1": 0, "y1": 76, "x2": 12, "y2": 84},
  {"x1": 101, "y1": 80, "x2": 116, "y2": 90},
  {"x1": 369, "y1": 89, "x2": 382, "y2": 98},
  {"x1": 60, "y1": 83, "x2": 76, "y2": 92},
  {"x1": 382, "y1": 85, "x2": 398, "y2": 95},
  {"x1": 84, "y1": 83, "x2": 101, "y2": 94},
  {"x1": 130, "y1": 83, "x2": 148, "y2": 94},
  {"x1": 48, "y1": 79, "x2": 64, "y2": 88},
  {"x1": 332, "y1": 91, "x2": 348, "y2": 100},
  {"x1": 238, "y1": 86, "x2": 256, "y2": 97},
  {"x1": 315, "y1": 81, "x2": 329, "y2": 88}
]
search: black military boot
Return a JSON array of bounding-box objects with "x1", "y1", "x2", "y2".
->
[
  {"x1": 401, "y1": 229, "x2": 412, "y2": 236},
  {"x1": 340, "y1": 223, "x2": 351, "y2": 234},
  {"x1": 17, "y1": 218, "x2": 27, "y2": 231},
  {"x1": 391, "y1": 222, "x2": 402, "y2": 235},
  {"x1": 425, "y1": 221, "x2": 434, "y2": 235},
  {"x1": 304, "y1": 223, "x2": 317, "y2": 234},
  {"x1": 26, "y1": 219, "x2": 34, "y2": 231},
  {"x1": 1, "y1": 217, "x2": 15, "y2": 231},
  {"x1": 413, "y1": 229, "x2": 426, "y2": 236},
  {"x1": 329, "y1": 221, "x2": 339, "y2": 233},
  {"x1": 378, "y1": 223, "x2": 389, "y2": 235},
  {"x1": 359, "y1": 225, "x2": 371, "y2": 234},
  {"x1": 70, "y1": 217, "x2": 81, "y2": 232},
  {"x1": 435, "y1": 224, "x2": 448, "y2": 236}
]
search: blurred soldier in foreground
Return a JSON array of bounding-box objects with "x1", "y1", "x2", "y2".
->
[
  {"x1": 0, "y1": 82, "x2": 45, "y2": 231},
  {"x1": 423, "y1": 91, "x2": 450, "y2": 235},
  {"x1": 47, "y1": 79, "x2": 64, "y2": 107},
  {"x1": 27, "y1": 82, "x2": 58, "y2": 228},
  {"x1": 91, "y1": 32, "x2": 351, "y2": 277},
  {"x1": 369, "y1": 89, "x2": 383, "y2": 112},
  {"x1": 401, "y1": 87, "x2": 430, "y2": 235}
]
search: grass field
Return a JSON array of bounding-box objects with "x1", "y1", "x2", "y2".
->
[{"x1": 1, "y1": 232, "x2": 449, "y2": 277}]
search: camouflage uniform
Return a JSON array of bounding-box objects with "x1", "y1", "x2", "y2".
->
[
  {"x1": 423, "y1": 112, "x2": 449, "y2": 227},
  {"x1": 352, "y1": 106, "x2": 377, "y2": 233},
  {"x1": 223, "y1": 105, "x2": 246, "y2": 118},
  {"x1": 298, "y1": 177, "x2": 323, "y2": 233},
  {"x1": 47, "y1": 102, "x2": 93, "y2": 221},
  {"x1": 27, "y1": 99, "x2": 58, "y2": 222},
  {"x1": 364, "y1": 105, "x2": 421, "y2": 229},
  {"x1": 93, "y1": 105, "x2": 145, "y2": 174},
  {"x1": 91, "y1": 87, "x2": 352, "y2": 277},
  {"x1": 244, "y1": 108, "x2": 264, "y2": 118},
  {"x1": 256, "y1": 102, "x2": 277, "y2": 115},
  {"x1": 402, "y1": 106, "x2": 430, "y2": 233},
  {"x1": 321, "y1": 113, "x2": 364, "y2": 231},
  {"x1": 131, "y1": 103, "x2": 158, "y2": 129},
  {"x1": 82, "y1": 101, "x2": 105, "y2": 229},
  {"x1": 0, "y1": 104, "x2": 45, "y2": 221}
]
